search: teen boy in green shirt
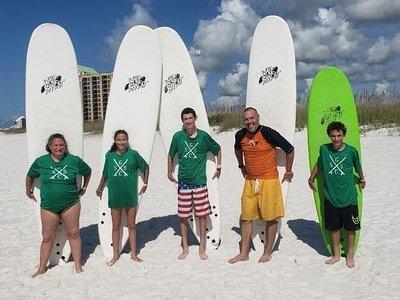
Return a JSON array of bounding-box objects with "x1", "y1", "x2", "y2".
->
[
  {"x1": 308, "y1": 121, "x2": 366, "y2": 268},
  {"x1": 168, "y1": 107, "x2": 221, "y2": 260}
]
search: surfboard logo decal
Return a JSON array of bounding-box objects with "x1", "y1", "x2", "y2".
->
[
  {"x1": 124, "y1": 75, "x2": 148, "y2": 92},
  {"x1": 164, "y1": 73, "x2": 183, "y2": 93},
  {"x1": 40, "y1": 75, "x2": 65, "y2": 94},
  {"x1": 321, "y1": 106, "x2": 343, "y2": 125},
  {"x1": 258, "y1": 66, "x2": 281, "y2": 84}
]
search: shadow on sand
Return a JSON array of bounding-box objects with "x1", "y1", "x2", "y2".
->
[
  {"x1": 287, "y1": 218, "x2": 328, "y2": 256},
  {"x1": 122, "y1": 214, "x2": 198, "y2": 254},
  {"x1": 79, "y1": 215, "x2": 200, "y2": 260}
]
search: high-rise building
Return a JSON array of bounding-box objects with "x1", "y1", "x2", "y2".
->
[{"x1": 78, "y1": 65, "x2": 112, "y2": 122}]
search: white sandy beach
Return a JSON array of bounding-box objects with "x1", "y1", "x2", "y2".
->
[{"x1": 0, "y1": 129, "x2": 399, "y2": 299}]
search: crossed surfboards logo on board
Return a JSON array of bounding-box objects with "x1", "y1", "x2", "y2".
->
[
  {"x1": 40, "y1": 75, "x2": 65, "y2": 94},
  {"x1": 321, "y1": 106, "x2": 343, "y2": 125},
  {"x1": 258, "y1": 66, "x2": 281, "y2": 84},
  {"x1": 164, "y1": 73, "x2": 183, "y2": 93},
  {"x1": 124, "y1": 75, "x2": 148, "y2": 92}
]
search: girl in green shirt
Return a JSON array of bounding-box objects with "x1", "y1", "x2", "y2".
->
[
  {"x1": 96, "y1": 130, "x2": 149, "y2": 266},
  {"x1": 26, "y1": 133, "x2": 91, "y2": 277}
]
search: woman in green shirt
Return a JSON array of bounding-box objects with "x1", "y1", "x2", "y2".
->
[
  {"x1": 26, "y1": 133, "x2": 91, "y2": 277},
  {"x1": 96, "y1": 130, "x2": 149, "y2": 266}
]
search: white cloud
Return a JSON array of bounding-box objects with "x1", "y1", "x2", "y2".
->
[
  {"x1": 290, "y1": 8, "x2": 364, "y2": 62},
  {"x1": 215, "y1": 63, "x2": 248, "y2": 106},
  {"x1": 197, "y1": 71, "x2": 208, "y2": 90},
  {"x1": 215, "y1": 95, "x2": 242, "y2": 107},
  {"x1": 346, "y1": 0, "x2": 400, "y2": 22},
  {"x1": 190, "y1": 0, "x2": 261, "y2": 76},
  {"x1": 104, "y1": 4, "x2": 157, "y2": 59},
  {"x1": 375, "y1": 81, "x2": 390, "y2": 94},
  {"x1": 365, "y1": 33, "x2": 400, "y2": 64},
  {"x1": 218, "y1": 63, "x2": 248, "y2": 96},
  {"x1": 297, "y1": 62, "x2": 323, "y2": 79}
]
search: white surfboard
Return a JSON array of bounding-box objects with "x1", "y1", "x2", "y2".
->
[
  {"x1": 156, "y1": 27, "x2": 221, "y2": 250},
  {"x1": 246, "y1": 16, "x2": 296, "y2": 250},
  {"x1": 26, "y1": 23, "x2": 83, "y2": 265},
  {"x1": 98, "y1": 26, "x2": 161, "y2": 259}
]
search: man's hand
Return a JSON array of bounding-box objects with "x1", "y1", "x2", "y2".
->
[
  {"x1": 282, "y1": 171, "x2": 293, "y2": 183},
  {"x1": 239, "y1": 166, "x2": 247, "y2": 178}
]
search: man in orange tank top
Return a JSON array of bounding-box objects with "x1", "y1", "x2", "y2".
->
[{"x1": 228, "y1": 107, "x2": 294, "y2": 264}]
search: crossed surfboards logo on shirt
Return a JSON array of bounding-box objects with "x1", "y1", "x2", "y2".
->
[
  {"x1": 183, "y1": 141, "x2": 198, "y2": 159},
  {"x1": 40, "y1": 75, "x2": 65, "y2": 94},
  {"x1": 113, "y1": 159, "x2": 129, "y2": 177},
  {"x1": 328, "y1": 155, "x2": 346, "y2": 176},
  {"x1": 50, "y1": 165, "x2": 69, "y2": 180}
]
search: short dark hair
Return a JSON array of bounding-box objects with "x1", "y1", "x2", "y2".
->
[
  {"x1": 46, "y1": 133, "x2": 68, "y2": 153},
  {"x1": 326, "y1": 121, "x2": 347, "y2": 136},
  {"x1": 181, "y1": 107, "x2": 197, "y2": 121},
  {"x1": 110, "y1": 129, "x2": 129, "y2": 152},
  {"x1": 243, "y1": 107, "x2": 258, "y2": 115}
]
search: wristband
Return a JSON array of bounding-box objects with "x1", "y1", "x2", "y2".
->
[
  {"x1": 285, "y1": 171, "x2": 293, "y2": 175},
  {"x1": 143, "y1": 184, "x2": 148, "y2": 187},
  {"x1": 82, "y1": 187, "x2": 87, "y2": 190}
]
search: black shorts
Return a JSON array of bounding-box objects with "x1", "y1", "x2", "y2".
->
[{"x1": 324, "y1": 200, "x2": 361, "y2": 231}]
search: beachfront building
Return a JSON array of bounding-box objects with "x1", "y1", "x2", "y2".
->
[{"x1": 78, "y1": 65, "x2": 112, "y2": 122}]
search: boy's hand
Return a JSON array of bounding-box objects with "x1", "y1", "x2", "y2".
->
[
  {"x1": 167, "y1": 173, "x2": 178, "y2": 184},
  {"x1": 308, "y1": 178, "x2": 316, "y2": 191},
  {"x1": 359, "y1": 179, "x2": 366, "y2": 189},
  {"x1": 139, "y1": 185, "x2": 148, "y2": 195}
]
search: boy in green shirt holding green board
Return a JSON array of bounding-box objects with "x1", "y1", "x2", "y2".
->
[{"x1": 308, "y1": 121, "x2": 366, "y2": 268}]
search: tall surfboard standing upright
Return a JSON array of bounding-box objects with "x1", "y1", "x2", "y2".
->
[
  {"x1": 307, "y1": 66, "x2": 363, "y2": 256},
  {"x1": 26, "y1": 23, "x2": 83, "y2": 265},
  {"x1": 98, "y1": 26, "x2": 161, "y2": 259},
  {"x1": 246, "y1": 16, "x2": 296, "y2": 249},
  {"x1": 156, "y1": 27, "x2": 221, "y2": 249}
]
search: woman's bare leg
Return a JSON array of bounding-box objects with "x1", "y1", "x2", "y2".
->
[{"x1": 126, "y1": 206, "x2": 142, "y2": 262}]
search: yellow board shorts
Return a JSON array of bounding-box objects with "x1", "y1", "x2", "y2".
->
[{"x1": 241, "y1": 178, "x2": 284, "y2": 221}]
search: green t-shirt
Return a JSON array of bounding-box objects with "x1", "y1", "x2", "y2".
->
[
  {"x1": 318, "y1": 143, "x2": 362, "y2": 208},
  {"x1": 168, "y1": 129, "x2": 221, "y2": 185},
  {"x1": 102, "y1": 149, "x2": 149, "y2": 208},
  {"x1": 27, "y1": 153, "x2": 91, "y2": 212}
]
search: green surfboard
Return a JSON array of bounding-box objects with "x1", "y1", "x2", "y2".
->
[{"x1": 307, "y1": 66, "x2": 363, "y2": 256}]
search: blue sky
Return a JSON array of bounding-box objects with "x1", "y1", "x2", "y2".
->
[{"x1": 1, "y1": 0, "x2": 400, "y2": 124}]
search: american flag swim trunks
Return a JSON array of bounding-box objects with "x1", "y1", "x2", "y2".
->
[{"x1": 177, "y1": 182, "x2": 211, "y2": 218}]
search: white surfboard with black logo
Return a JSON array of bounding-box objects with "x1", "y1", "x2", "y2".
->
[
  {"x1": 26, "y1": 23, "x2": 83, "y2": 265},
  {"x1": 246, "y1": 16, "x2": 296, "y2": 250},
  {"x1": 98, "y1": 26, "x2": 161, "y2": 258},
  {"x1": 156, "y1": 27, "x2": 221, "y2": 250}
]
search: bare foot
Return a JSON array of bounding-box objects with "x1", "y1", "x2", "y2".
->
[
  {"x1": 106, "y1": 255, "x2": 120, "y2": 266},
  {"x1": 199, "y1": 251, "x2": 208, "y2": 260},
  {"x1": 325, "y1": 256, "x2": 340, "y2": 265},
  {"x1": 228, "y1": 254, "x2": 249, "y2": 264},
  {"x1": 178, "y1": 249, "x2": 189, "y2": 260},
  {"x1": 31, "y1": 267, "x2": 47, "y2": 278},
  {"x1": 346, "y1": 258, "x2": 355, "y2": 268},
  {"x1": 258, "y1": 253, "x2": 272, "y2": 263},
  {"x1": 131, "y1": 255, "x2": 143, "y2": 263},
  {"x1": 73, "y1": 265, "x2": 84, "y2": 274}
]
